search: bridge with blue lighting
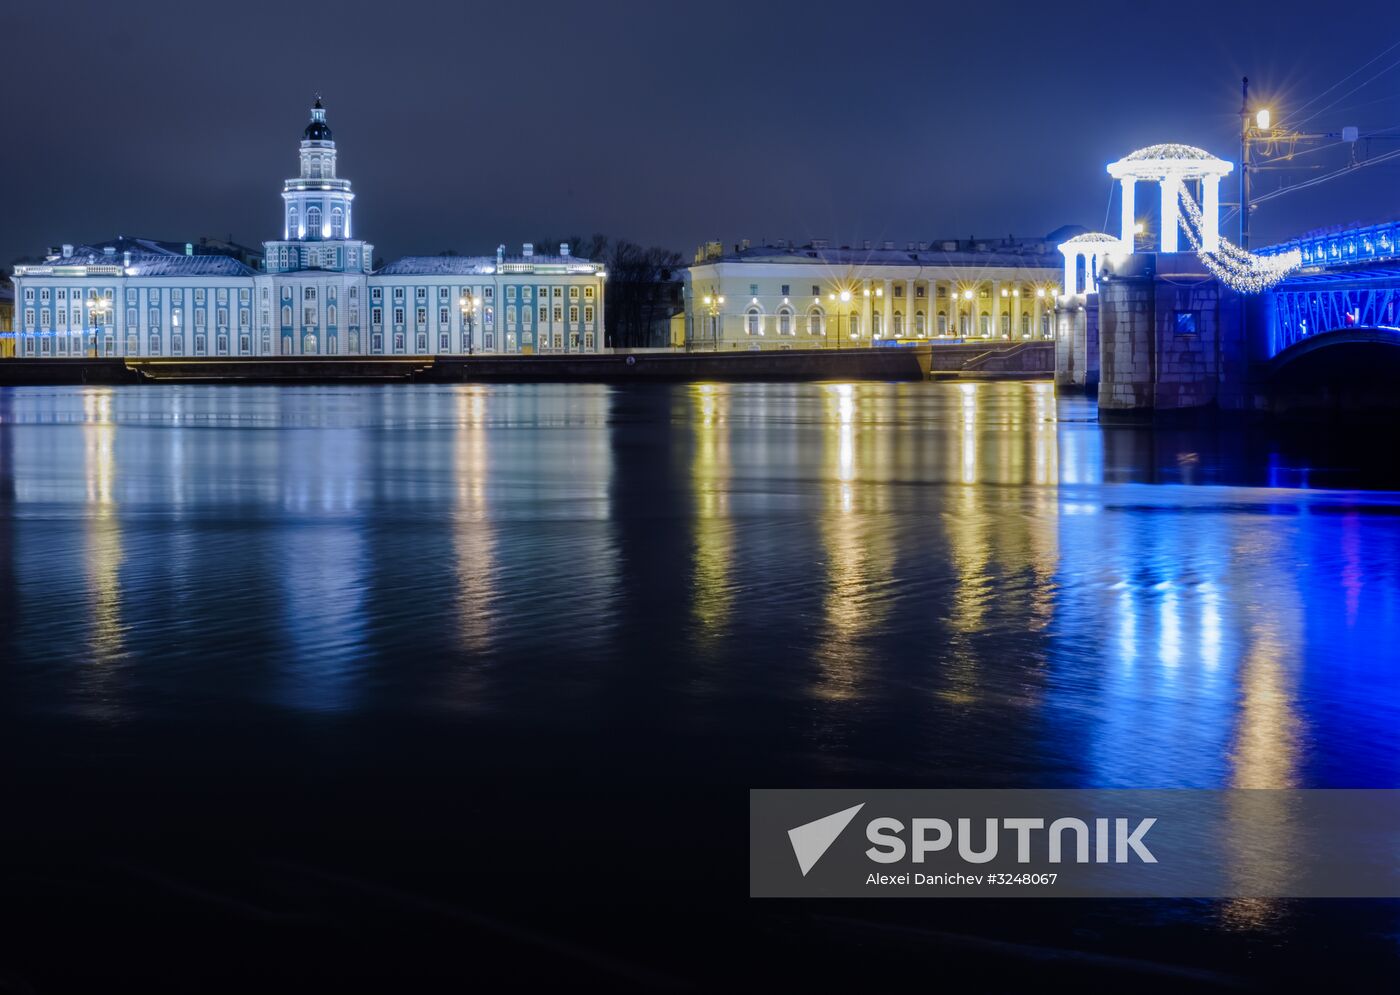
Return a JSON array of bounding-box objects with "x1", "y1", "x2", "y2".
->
[{"x1": 1260, "y1": 224, "x2": 1400, "y2": 357}]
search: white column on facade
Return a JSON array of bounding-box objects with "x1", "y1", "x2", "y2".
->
[
  {"x1": 1160, "y1": 179, "x2": 1180, "y2": 253},
  {"x1": 880, "y1": 278, "x2": 892, "y2": 338},
  {"x1": 1120, "y1": 178, "x2": 1137, "y2": 252},
  {"x1": 1201, "y1": 175, "x2": 1221, "y2": 252},
  {"x1": 904, "y1": 278, "x2": 914, "y2": 336},
  {"x1": 991, "y1": 280, "x2": 1002, "y2": 338},
  {"x1": 861, "y1": 281, "x2": 873, "y2": 340},
  {"x1": 1063, "y1": 255, "x2": 1076, "y2": 297}
]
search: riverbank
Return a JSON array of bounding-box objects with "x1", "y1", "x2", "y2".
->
[{"x1": 0, "y1": 342, "x2": 1067, "y2": 386}]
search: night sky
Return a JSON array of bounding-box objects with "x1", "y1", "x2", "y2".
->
[{"x1": 4, "y1": 0, "x2": 1400, "y2": 267}]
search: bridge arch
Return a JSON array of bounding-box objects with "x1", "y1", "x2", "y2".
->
[{"x1": 1267, "y1": 327, "x2": 1400, "y2": 384}]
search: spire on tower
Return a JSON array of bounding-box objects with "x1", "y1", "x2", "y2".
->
[{"x1": 304, "y1": 95, "x2": 332, "y2": 142}]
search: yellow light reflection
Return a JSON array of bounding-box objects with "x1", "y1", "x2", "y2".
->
[
  {"x1": 453, "y1": 386, "x2": 497, "y2": 667},
  {"x1": 690, "y1": 384, "x2": 735, "y2": 643},
  {"x1": 82, "y1": 388, "x2": 124, "y2": 675}
]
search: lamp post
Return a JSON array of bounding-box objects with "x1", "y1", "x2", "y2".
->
[
  {"x1": 458, "y1": 291, "x2": 478, "y2": 355},
  {"x1": 88, "y1": 295, "x2": 111, "y2": 357},
  {"x1": 701, "y1": 293, "x2": 724, "y2": 352}
]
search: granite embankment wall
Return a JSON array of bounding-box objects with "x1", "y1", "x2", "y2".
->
[{"x1": 0, "y1": 344, "x2": 1060, "y2": 386}]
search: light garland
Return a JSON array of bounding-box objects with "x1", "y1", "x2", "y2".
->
[{"x1": 1173, "y1": 179, "x2": 1301, "y2": 293}]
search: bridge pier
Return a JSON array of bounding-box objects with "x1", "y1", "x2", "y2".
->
[
  {"x1": 1053, "y1": 297, "x2": 1098, "y2": 393},
  {"x1": 1096, "y1": 253, "x2": 1245, "y2": 418}
]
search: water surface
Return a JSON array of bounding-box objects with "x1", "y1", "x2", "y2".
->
[{"x1": 1, "y1": 382, "x2": 1397, "y2": 989}]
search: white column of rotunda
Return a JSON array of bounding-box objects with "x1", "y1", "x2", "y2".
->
[{"x1": 1106, "y1": 144, "x2": 1232, "y2": 254}]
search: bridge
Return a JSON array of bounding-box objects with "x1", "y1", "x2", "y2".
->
[
  {"x1": 1259, "y1": 223, "x2": 1400, "y2": 356},
  {"x1": 1054, "y1": 143, "x2": 1400, "y2": 417}
]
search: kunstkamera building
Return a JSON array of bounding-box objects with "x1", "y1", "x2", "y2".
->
[{"x1": 11, "y1": 99, "x2": 606, "y2": 359}]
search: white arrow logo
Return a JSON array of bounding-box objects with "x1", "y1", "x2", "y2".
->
[{"x1": 787, "y1": 803, "x2": 865, "y2": 876}]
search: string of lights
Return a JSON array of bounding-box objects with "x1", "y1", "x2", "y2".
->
[{"x1": 1173, "y1": 179, "x2": 1301, "y2": 293}]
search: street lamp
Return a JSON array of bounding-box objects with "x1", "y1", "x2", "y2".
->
[
  {"x1": 700, "y1": 293, "x2": 725, "y2": 351},
  {"x1": 88, "y1": 295, "x2": 111, "y2": 357},
  {"x1": 458, "y1": 291, "x2": 478, "y2": 354}
]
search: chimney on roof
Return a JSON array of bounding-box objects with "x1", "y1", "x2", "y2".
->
[
  {"x1": 560, "y1": 242, "x2": 570, "y2": 257},
  {"x1": 918, "y1": 241, "x2": 929, "y2": 251},
  {"x1": 906, "y1": 241, "x2": 916, "y2": 252},
  {"x1": 123, "y1": 251, "x2": 131, "y2": 268},
  {"x1": 862, "y1": 240, "x2": 871, "y2": 251},
  {"x1": 103, "y1": 246, "x2": 116, "y2": 257},
  {"x1": 881, "y1": 240, "x2": 894, "y2": 251},
  {"x1": 185, "y1": 243, "x2": 193, "y2": 256},
  {"x1": 811, "y1": 238, "x2": 829, "y2": 250},
  {"x1": 496, "y1": 244, "x2": 505, "y2": 267},
  {"x1": 523, "y1": 242, "x2": 534, "y2": 258},
  {"x1": 62, "y1": 244, "x2": 73, "y2": 258}
]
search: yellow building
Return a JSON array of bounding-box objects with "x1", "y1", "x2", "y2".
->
[{"x1": 682, "y1": 233, "x2": 1074, "y2": 350}]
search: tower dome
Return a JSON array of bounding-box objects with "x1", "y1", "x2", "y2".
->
[{"x1": 303, "y1": 96, "x2": 333, "y2": 142}]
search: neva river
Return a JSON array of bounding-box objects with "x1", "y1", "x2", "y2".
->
[{"x1": 2, "y1": 382, "x2": 1398, "y2": 989}]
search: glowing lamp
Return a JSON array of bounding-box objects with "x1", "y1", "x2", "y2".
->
[
  {"x1": 1255, "y1": 108, "x2": 1271, "y2": 130},
  {"x1": 963, "y1": 289, "x2": 973, "y2": 300},
  {"x1": 839, "y1": 290, "x2": 851, "y2": 302}
]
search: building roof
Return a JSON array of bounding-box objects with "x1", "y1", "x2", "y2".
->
[
  {"x1": 694, "y1": 236, "x2": 1066, "y2": 270},
  {"x1": 16, "y1": 242, "x2": 257, "y2": 278},
  {"x1": 376, "y1": 254, "x2": 601, "y2": 276}
]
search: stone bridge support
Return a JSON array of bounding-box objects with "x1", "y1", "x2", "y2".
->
[
  {"x1": 1096, "y1": 254, "x2": 1246, "y2": 417},
  {"x1": 1053, "y1": 297, "x2": 1098, "y2": 392}
]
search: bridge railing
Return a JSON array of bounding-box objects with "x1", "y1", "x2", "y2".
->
[
  {"x1": 1260, "y1": 222, "x2": 1400, "y2": 270},
  {"x1": 1271, "y1": 285, "x2": 1400, "y2": 355}
]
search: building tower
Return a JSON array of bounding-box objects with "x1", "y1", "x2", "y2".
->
[{"x1": 263, "y1": 96, "x2": 373, "y2": 276}]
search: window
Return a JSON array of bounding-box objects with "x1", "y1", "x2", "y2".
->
[
  {"x1": 327, "y1": 305, "x2": 337, "y2": 325},
  {"x1": 438, "y1": 287, "x2": 449, "y2": 301},
  {"x1": 568, "y1": 286, "x2": 579, "y2": 301},
  {"x1": 393, "y1": 307, "x2": 405, "y2": 326},
  {"x1": 1174, "y1": 310, "x2": 1199, "y2": 335},
  {"x1": 538, "y1": 306, "x2": 547, "y2": 323},
  {"x1": 195, "y1": 289, "x2": 206, "y2": 305},
  {"x1": 916, "y1": 285, "x2": 926, "y2": 298},
  {"x1": 149, "y1": 335, "x2": 160, "y2": 355},
  {"x1": 216, "y1": 308, "x2": 228, "y2": 328},
  {"x1": 415, "y1": 307, "x2": 427, "y2": 328},
  {"x1": 195, "y1": 309, "x2": 207, "y2": 327},
  {"x1": 811, "y1": 285, "x2": 820, "y2": 297},
  {"x1": 507, "y1": 285, "x2": 517, "y2": 301},
  {"x1": 892, "y1": 311, "x2": 902, "y2": 336},
  {"x1": 915, "y1": 311, "x2": 926, "y2": 336},
  {"x1": 584, "y1": 305, "x2": 594, "y2": 323},
  {"x1": 778, "y1": 307, "x2": 793, "y2": 335},
  {"x1": 781, "y1": 285, "x2": 790, "y2": 296},
  {"x1": 1000, "y1": 313, "x2": 1010, "y2": 337},
  {"x1": 746, "y1": 308, "x2": 761, "y2": 335},
  {"x1": 569, "y1": 305, "x2": 578, "y2": 324},
  {"x1": 849, "y1": 313, "x2": 860, "y2": 337},
  {"x1": 584, "y1": 286, "x2": 594, "y2": 300},
  {"x1": 484, "y1": 306, "x2": 494, "y2": 329},
  {"x1": 416, "y1": 332, "x2": 427, "y2": 352},
  {"x1": 894, "y1": 286, "x2": 903, "y2": 298},
  {"x1": 550, "y1": 287, "x2": 559, "y2": 299},
  {"x1": 393, "y1": 287, "x2": 404, "y2": 301},
  {"x1": 416, "y1": 287, "x2": 426, "y2": 301},
  {"x1": 808, "y1": 308, "x2": 824, "y2": 336},
  {"x1": 331, "y1": 208, "x2": 344, "y2": 238},
  {"x1": 1021, "y1": 313, "x2": 1031, "y2": 338},
  {"x1": 749, "y1": 284, "x2": 758, "y2": 296},
  {"x1": 507, "y1": 305, "x2": 517, "y2": 328},
  {"x1": 40, "y1": 308, "x2": 50, "y2": 328},
  {"x1": 552, "y1": 305, "x2": 562, "y2": 322},
  {"x1": 938, "y1": 312, "x2": 947, "y2": 335},
  {"x1": 872, "y1": 312, "x2": 882, "y2": 337},
  {"x1": 127, "y1": 308, "x2": 137, "y2": 327},
  {"x1": 372, "y1": 307, "x2": 382, "y2": 326},
  {"x1": 304, "y1": 307, "x2": 317, "y2": 326},
  {"x1": 484, "y1": 287, "x2": 494, "y2": 301},
  {"x1": 372, "y1": 287, "x2": 382, "y2": 301},
  {"x1": 439, "y1": 307, "x2": 449, "y2": 326},
  {"x1": 304, "y1": 287, "x2": 317, "y2": 301},
  {"x1": 307, "y1": 207, "x2": 321, "y2": 236}
]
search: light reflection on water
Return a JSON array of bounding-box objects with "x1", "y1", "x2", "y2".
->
[{"x1": 2, "y1": 381, "x2": 1398, "y2": 796}]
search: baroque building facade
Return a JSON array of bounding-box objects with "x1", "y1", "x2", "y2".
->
[
  {"x1": 682, "y1": 236, "x2": 1072, "y2": 350},
  {"x1": 11, "y1": 99, "x2": 606, "y2": 358}
]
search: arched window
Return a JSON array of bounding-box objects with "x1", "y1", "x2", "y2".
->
[
  {"x1": 1021, "y1": 313, "x2": 1030, "y2": 338},
  {"x1": 327, "y1": 305, "x2": 337, "y2": 326},
  {"x1": 306, "y1": 207, "x2": 322, "y2": 238},
  {"x1": 915, "y1": 311, "x2": 926, "y2": 336},
  {"x1": 980, "y1": 312, "x2": 991, "y2": 337},
  {"x1": 281, "y1": 305, "x2": 292, "y2": 327},
  {"x1": 1001, "y1": 313, "x2": 1011, "y2": 337},
  {"x1": 808, "y1": 307, "x2": 824, "y2": 336},
  {"x1": 746, "y1": 307, "x2": 761, "y2": 335},
  {"x1": 937, "y1": 311, "x2": 947, "y2": 336},
  {"x1": 892, "y1": 310, "x2": 903, "y2": 337},
  {"x1": 872, "y1": 311, "x2": 882, "y2": 337},
  {"x1": 777, "y1": 307, "x2": 793, "y2": 335},
  {"x1": 331, "y1": 208, "x2": 344, "y2": 238},
  {"x1": 848, "y1": 312, "x2": 860, "y2": 338},
  {"x1": 288, "y1": 208, "x2": 298, "y2": 239}
]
